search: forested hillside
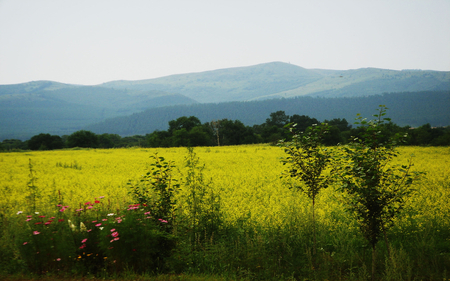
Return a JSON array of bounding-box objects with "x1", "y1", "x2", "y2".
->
[{"x1": 85, "y1": 91, "x2": 450, "y2": 136}]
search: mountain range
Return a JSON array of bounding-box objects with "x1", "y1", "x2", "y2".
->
[{"x1": 1, "y1": 62, "x2": 449, "y2": 140}]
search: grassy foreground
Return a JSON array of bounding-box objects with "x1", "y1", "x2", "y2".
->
[{"x1": 0, "y1": 145, "x2": 449, "y2": 280}]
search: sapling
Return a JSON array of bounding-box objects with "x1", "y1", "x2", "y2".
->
[
  {"x1": 335, "y1": 105, "x2": 422, "y2": 281},
  {"x1": 278, "y1": 122, "x2": 334, "y2": 258}
]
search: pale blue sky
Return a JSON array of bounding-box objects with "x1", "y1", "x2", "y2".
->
[{"x1": 1, "y1": 0, "x2": 449, "y2": 85}]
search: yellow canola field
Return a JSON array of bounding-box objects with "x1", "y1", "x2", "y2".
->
[{"x1": 0, "y1": 145, "x2": 449, "y2": 229}]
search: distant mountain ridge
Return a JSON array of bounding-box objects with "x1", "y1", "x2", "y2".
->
[
  {"x1": 101, "y1": 62, "x2": 450, "y2": 103},
  {"x1": 1, "y1": 62, "x2": 449, "y2": 140}
]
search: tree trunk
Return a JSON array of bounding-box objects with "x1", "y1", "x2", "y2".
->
[{"x1": 372, "y1": 244, "x2": 377, "y2": 281}]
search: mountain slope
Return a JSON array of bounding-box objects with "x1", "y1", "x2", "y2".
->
[
  {"x1": 0, "y1": 82, "x2": 197, "y2": 140},
  {"x1": 102, "y1": 62, "x2": 323, "y2": 103},
  {"x1": 84, "y1": 91, "x2": 450, "y2": 136},
  {"x1": 102, "y1": 62, "x2": 450, "y2": 102}
]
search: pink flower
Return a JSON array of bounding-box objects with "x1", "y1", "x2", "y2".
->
[
  {"x1": 23, "y1": 242, "x2": 28, "y2": 245},
  {"x1": 58, "y1": 219, "x2": 64, "y2": 222},
  {"x1": 144, "y1": 211, "x2": 151, "y2": 215},
  {"x1": 158, "y1": 219, "x2": 168, "y2": 223},
  {"x1": 44, "y1": 221, "x2": 52, "y2": 225},
  {"x1": 99, "y1": 196, "x2": 105, "y2": 199},
  {"x1": 102, "y1": 219, "x2": 107, "y2": 221},
  {"x1": 114, "y1": 237, "x2": 119, "y2": 241},
  {"x1": 56, "y1": 258, "x2": 61, "y2": 262},
  {"x1": 79, "y1": 244, "x2": 86, "y2": 249},
  {"x1": 111, "y1": 231, "x2": 119, "y2": 238},
  {"x1": 33, "y1": 231, "x2": 40, "y2": 235},
  {"x1": 76, "y1": 208, "x2": 83, "y2": 212},
  {"x1": 35, "y1": 222, "x2": 42, "y2": 225},
  {"x1": 39, "y1": 215, "x2": 45, "y2": 218},
  {"x1": 87, "y1": 229, "x2": 92, "y2": 232},
  {"x1": 26, "y1": 218, "x2": 32, "y2": 222},
  {"x1": 94, "y1": 200, "x2": 100, "y2": 204},
  {"x1": 85, "y1": 202, "x2": 91, "y2": 205},
  {"x1": 92, "y1": 220, "x2": 97, "y2": 223},
  {"x1": 110, "y1": 228, "x2": 116, "y2": 232},
  {"x1": 87, "y1": 206, "x2": 93, "y2": 209},
  {"x1": 95, "y1": 223, "x2": 102, "y2": 227},
  {"x1": 81, "y1": 238, "x2": 87, "y2": 243}
]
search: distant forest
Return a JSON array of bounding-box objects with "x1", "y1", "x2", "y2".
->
[
  {"x1": 2, "y1": 108, "x2": 449, "y2": 151},
  {"x1": 84, "y1": 91, "x2": 450, "y2": 136}
]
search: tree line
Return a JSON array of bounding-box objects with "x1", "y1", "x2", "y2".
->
[{"x1": 1, "y1": 110, "x2": 450, "y2": 151}]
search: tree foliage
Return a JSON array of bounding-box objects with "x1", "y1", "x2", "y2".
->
[{"x1": 335, "y1": 105, "x2": 423, "y2": 280}]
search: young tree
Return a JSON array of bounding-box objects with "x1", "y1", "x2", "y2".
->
[
  {"x1": 278, "y1": 122, "x2": 334, "y2": 258},
  {"x1": 335, "y1": 105, "x2": 422, "y2": 281}
]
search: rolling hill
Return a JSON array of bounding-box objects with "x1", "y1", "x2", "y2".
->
[{"x1": 1, "y1": 62, "x2": 449, "y2": 140}]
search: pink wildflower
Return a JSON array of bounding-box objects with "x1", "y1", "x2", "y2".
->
[
  {"x1": 102, "y1": 219, "x2": 107, "y2": 221},
  {"x1": 56, "y1": 258, "x2": 61, "y2": 262},
  {"x1": 110, "y1": 228, "x2": 116, "y2": 232},
  {"x1": 114, "y1": 237, "x2": 119, "y2": 241},
  {"x1": 23, "y1": 242, "x2": 28, "y2": 245},
  {"x1": 33, "y1": 231, "x2": 40, "y2": 235},
  {"x1": 111, "y1": 231, "x2": 119, "y2": 238},
  {"x1": 81, "y1": 238, "x2": 87, "y2": 243},
  {"x1": 87, "y1": 206, "x2": 93, "y2": 209},
  {"x1": 79, "y1": 244, "x2": 86, "y2": 249},
  {"x1": 26, "y1": 218, "x2": 32, "y2": 222},
  {"x1": 95, "y1": 223, "x2": 102, "y2": 227},
  {"x1": 99, "y1": 196, "x2": 105, "y2": 199}
]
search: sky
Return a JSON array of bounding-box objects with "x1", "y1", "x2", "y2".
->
[{"x1": 1, "y1": 0, "x2": 449, "y2": 86}]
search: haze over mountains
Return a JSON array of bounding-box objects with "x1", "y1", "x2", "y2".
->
[{"x1": 1, "y1": 62, "x2": 449, "y2": 140}]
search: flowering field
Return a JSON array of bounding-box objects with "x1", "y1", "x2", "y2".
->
[{"x1": 0, "y1": 145, "x2": 449, "y2": 280}]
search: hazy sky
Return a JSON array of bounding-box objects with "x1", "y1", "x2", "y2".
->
[{"x1": 1, "y1": 0, "x2": 449, "y2": 85}]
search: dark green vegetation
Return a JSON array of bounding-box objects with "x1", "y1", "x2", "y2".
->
[
  {"x1": 3, "y1": 107, "x2": 450, "y2": 151},
  {"x1": 3, "y1": 108, "x2": 450, "y2": 151},
  {"x1": 1, "y1": 62, "x2": 449, "y2": 140}
]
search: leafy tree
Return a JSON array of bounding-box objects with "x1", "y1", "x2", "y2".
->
[
  {"x1": 335, "y1": 105, "x2": 422, "y2": 281},
  {"x1": 97, "y1": 133, "x2": 122, "y2": 148},
  {"x1": 266, "y1": 110, "x2": 289, "y2": 127},
  {"x1": 278, "y1": 122, "x2": 334, "y2": 259},
  {"x1": 0, "y1": 139, "x2": 27, "y2": 150},
  {"x1": 168, "y1": 116, "x2": 201, "y2": 133},
  {"x1": 289, "y1": 114, "x2": 320, "y2": 133},
  {"x1": 66, "y1": 130, "x2": 99, "y2": 148},
  {"x1": 28, "y1": 133, "x2": 63, "y2": 150},
  {"x1": 147, "y1": 130, "x2": 172, "y2": 147}
]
